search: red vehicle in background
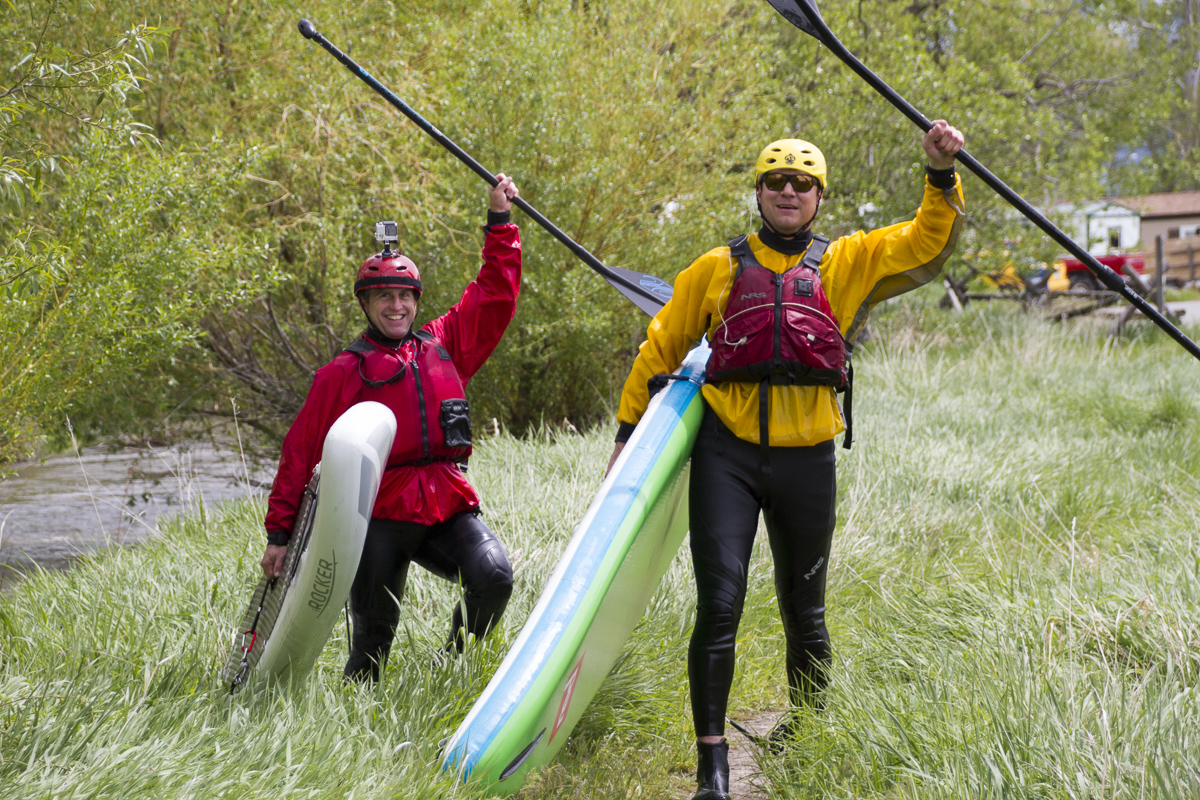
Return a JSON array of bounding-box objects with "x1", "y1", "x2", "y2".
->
[{"x1": 1051, "y1": 253, "x2": 1145, "y2": 291}]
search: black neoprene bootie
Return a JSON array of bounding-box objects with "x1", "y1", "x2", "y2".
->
[
  {"x1": 342, "y1": 651, "x2": 382, "y2": 684},
  {"x1": 430, "y1": 647, "x2": 455, "y2": 671},
  {"x1": 692, "y1": 739, "x2": 732, "y2": 800},
  {"x1": 765, "y1": 716, "x2": 799, "y2": 754},
  {"x1": 343, "y1": 614, "x2": 393, "y2": 684}
]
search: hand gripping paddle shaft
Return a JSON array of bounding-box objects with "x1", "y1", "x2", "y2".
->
[
  {"x1": 297, "y1": 19, "x2": 671, "y2": 317},
  {"x1": 763, "y1": 0, "x2": 1200, "y2": 362}
]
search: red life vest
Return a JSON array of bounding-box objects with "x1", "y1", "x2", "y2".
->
[
  {"x1": 705, "y1": 234, "x2": 853, "y2": 459},
  {"x1": 706, "y1": 234, "x2": 845, "y2": 387},
  {"x1": 345, "y1": 330, "x2": 473, "y2": 466}
]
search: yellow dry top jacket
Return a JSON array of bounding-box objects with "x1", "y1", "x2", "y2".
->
[{"x1": 618, "y1": 175, "x2": 965, "y2": 446}]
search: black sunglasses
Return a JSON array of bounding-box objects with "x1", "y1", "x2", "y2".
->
[{"x1": 760, "y1": 173, "x2": 818, "y2": 193}]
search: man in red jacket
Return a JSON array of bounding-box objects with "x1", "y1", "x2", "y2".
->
[{"x1": 260, "y1": 176, "x2": 522, "y2": 682}]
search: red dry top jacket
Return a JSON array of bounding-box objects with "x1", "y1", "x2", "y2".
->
[{"x1": 264, "y1": 223, "x2": 521, "y2": 535}]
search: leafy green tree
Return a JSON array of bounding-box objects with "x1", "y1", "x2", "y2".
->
[
  {"x1": 0, "y1": 13, "x2": 155, "y2": 212},
  {"x1": 0, "y1": 135, "x2": 277, "y2": 461},
  {"x1": 0, "y1": 13, "x2": 276, "y2": 463},
  {"x1": 1102, "y1": 0, "x2": 1200, "y2": 193},
  {"x1": 3, "y1": 0, "x2": 1198, "y2": 463},
  {"x1": 2, "y1": 15, "x2": 160, "y2": 461}
]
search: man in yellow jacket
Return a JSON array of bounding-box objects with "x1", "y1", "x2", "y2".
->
[{"x1": 608, "y1": 121, "x2": 965, "y2": 800}]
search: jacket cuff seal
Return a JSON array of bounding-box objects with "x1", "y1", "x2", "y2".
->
[{"x1": 926, "y1": 165, "x2": 957, "y2": 189}]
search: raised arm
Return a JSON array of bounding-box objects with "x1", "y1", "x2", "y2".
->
[{"x1": 424, "y1": 175, "x2": 522, "y2": 381}]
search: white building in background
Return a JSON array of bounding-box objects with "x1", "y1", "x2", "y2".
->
[
  {"x1": 1113, "y1": 190, "x2": 1200, "y2": 246},
  {"x1": 1052, "y1": 200, "x2": 1142, "y2": 255},
  {"x1": 1050, "y1": 192, "x2": 1200, "y2": 256}
]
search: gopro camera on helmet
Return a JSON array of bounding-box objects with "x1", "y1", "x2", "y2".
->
[{"x1": 374, "y1": 221, "x2": 399, "y2": 255}]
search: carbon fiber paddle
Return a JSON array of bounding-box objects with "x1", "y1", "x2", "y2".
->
[
  {"x1": 763, "y1": 0, "x2": 1200, "y2": 362},
  {"x1": 298, "y1": 19, "x2": 672, "y2": 317}
]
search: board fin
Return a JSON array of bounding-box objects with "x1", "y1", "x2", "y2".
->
[{"x1": 500, "y1": 728, "x2": 546, "y2": 781}]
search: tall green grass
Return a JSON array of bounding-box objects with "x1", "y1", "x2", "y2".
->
[{"x1": 2, "y1": 300, "x2": 1198, "y2": 798}]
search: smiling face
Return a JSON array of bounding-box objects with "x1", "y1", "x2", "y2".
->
[
  {"x1": 361, "y1": 287, "x2": 419, "y2": 340},
  {"x1": 756, "y1": 169, "x2": 823, "y2": 237}
]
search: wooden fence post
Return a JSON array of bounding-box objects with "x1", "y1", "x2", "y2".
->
[
  {"x1": 1156, "y1": 234, "x2": 1166, "y2": 316},
  {"x1": 943, "y1": 278, "x2": 964, "y2": 313}
]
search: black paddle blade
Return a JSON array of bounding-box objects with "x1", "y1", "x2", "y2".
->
[
  {"x1": 608, "y1": 265, "x2": 672, "y2": 316},
  {"x1": 763, "y1": 0, "x2": 823, "y2": 39}
]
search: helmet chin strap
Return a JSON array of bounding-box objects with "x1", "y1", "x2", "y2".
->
[{"x1": 358, "y1": 296, "x2": 373, "y2": 330}]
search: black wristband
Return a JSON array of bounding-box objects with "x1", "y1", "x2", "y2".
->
[
  {"x1": 925, "y1": 165, "x2": 957, "y2": 189},
  {"x1": 615, "y1": 421, "x2": 637, "y2": 443},
  {"x1": 485, "y1": 209, "x2": 511, "y2": 229},
  {"x1": 266, "y1": 530, "x2": 290, "y2": 547}
]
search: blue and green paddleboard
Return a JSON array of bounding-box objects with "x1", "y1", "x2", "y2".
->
[{"x1": 441, "y1": 341, "x2": 709, "y2": 793}]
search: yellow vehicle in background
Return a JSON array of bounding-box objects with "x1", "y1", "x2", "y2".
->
[
  {"x1": 1046, "y1": 261, "x2": 1071, "y2": 292},
  {"x1": 966, "y1": 249, "x2": 1050, "y2": 296},
  {"x1": 977, "y1": 262, "x2": 1026, "y2": 292}
]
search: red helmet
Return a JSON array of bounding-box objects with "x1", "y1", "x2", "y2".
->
[{"x1": 354, "y1": 252, "x2": 423, "y2": 298}]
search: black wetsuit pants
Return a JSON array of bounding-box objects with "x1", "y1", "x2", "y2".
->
[
  {"x1": 344, "y1": 510, "x2": 513, "y2": 682},
  {"x1": 688, "y1": 406, "x2": 837, "y2": 737}
]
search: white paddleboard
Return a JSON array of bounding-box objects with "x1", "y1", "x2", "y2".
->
[{"x1": 222, "y1": 401, "x2": 396, "y2": 691}]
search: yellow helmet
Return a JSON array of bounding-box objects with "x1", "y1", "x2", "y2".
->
[{"x1": 755, "y1": 139, "x2": 826, "y2": 190}]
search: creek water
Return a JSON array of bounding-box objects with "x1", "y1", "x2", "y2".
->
[{"x1": 0, "y1": 441, "x2": 274, "y2": 589}]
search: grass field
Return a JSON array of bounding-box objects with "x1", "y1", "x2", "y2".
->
[{"x1": 2, "y1": 296, "x2": 1199, "y2": 799}]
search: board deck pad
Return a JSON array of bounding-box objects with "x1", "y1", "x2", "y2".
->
[
  {"x1": 442, "y1": 342, "x2": 710, "y2": 793},
  {"x1": 222, "y1": 470, "x2": 320, "y2": 691}
]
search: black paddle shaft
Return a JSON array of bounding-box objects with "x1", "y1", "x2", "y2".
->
[
  {"x1": 764, "y1": 0, "x2": 1200, "y2": 362},
  {"x1": 297, "y1": 19, "x2": 671, "y2": 317}
]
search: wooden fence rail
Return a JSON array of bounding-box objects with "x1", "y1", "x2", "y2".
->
[{"x1": 1141, "y1": 234, "x2": 1200, "y2": 283}]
